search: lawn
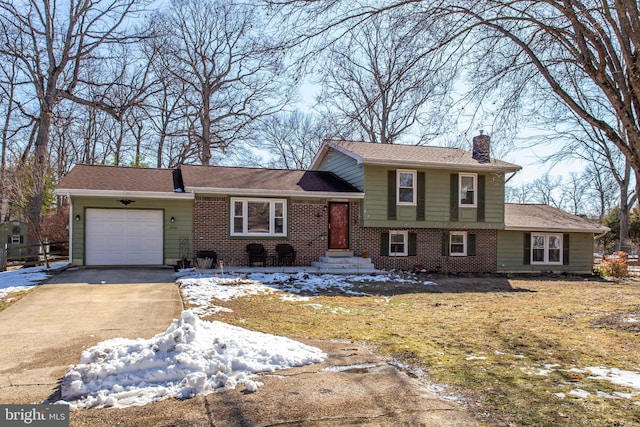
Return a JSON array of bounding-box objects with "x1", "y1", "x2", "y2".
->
[{"x1": 192, "y1": 274, "x2": 640, "y2": 426}]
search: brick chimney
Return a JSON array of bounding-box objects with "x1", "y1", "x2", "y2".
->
[{"x1": 472, "y1": 131, "x2": 490, "y2": 163}]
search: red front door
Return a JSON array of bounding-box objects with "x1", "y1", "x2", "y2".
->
[{"x1": 328, "y1": 202, "x2": 349, "y2": 250}]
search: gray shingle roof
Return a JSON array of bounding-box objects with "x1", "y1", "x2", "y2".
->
[
  {"x1": 57, "y1": 164, "x2": 363, "y2": 197},
  {"x1": 56, "y1": 164, "x2": 179, "y2": 193},
  {"x1": 180, "y1": 165, "x2": 361, "y2": 194},
  {"x1": 504, "y1": 204, "x2": 609, "y2": 233},
  {"x1": 316, "y1": 140, "x2": 521, "y2": 172}
]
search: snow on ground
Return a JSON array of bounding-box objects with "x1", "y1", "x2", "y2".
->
[
  {"x1": 177, "y1": 270, "x2": 429, "y2": 314},
  {"x1": 523, "y1": 363, "x2": 640, "y2": 401},
  {"x1": 59, "y1": 271, "x2": 426, "y2": 409},
  {"x1": 178, "y1": 275, "x2": 274, "y2": 316},
  {"x1": 576, "y1": 367, "x2": 640, "y2": 394},
  {"x1": 0, "y1": 264, "x2": 66, "y2": 299},
  {"x1": 60, "y1": 310, "x2": 326, "y2": 409}
]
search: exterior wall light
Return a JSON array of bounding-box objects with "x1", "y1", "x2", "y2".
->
[
  {"x1": 170, "y1": 216, "x2": 176, "y2": 223},
  {"x1": 75, "y1": 214, "x2": 81, "y2": 222}
]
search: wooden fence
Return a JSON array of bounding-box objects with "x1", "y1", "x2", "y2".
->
[{"x1": 0, "y1": 241, "x2": 68, "y2": 272}]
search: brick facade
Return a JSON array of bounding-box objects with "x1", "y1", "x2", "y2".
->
[
  {"x1": 193, "y1": 196, "x2": 497, "y2": 273},
  {"x1": 361, "y1": 228, "x2": 497, "y2": 273},
  {"x1": 193, "y1": 196, "x2": 331, "y2": 267}
]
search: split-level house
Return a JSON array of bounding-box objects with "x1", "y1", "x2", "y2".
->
[{"x1": 55, "y1": 136, "x2": 608, "y2": 273}]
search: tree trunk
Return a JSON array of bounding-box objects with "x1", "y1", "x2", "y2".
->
[
  {"x1": 28, "y1": 110, "x2": 52, "y2": 253},
  {"x1": 619, "y1": 185, "x2": 631, "y2": 253}
]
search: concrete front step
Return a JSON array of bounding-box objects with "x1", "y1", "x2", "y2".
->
[
  {"x1": 324, "y1": 250, "x2": 354, "y2": 257},
  {"x1": 312, "y1": 256, "x2": 375, "y2": 270}
]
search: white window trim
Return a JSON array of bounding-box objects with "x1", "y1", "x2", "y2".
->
[
  {"x1": 389, "y1": 230, "x2": 408, "y2": 256},
  {"x1": 397, "y1": 170, "x2": 417, "y2": 206},
  {"x1": 531, "y1": 233, "x2": 563, "y2": 265},
  {"x1": 230, "y1": 197, "x2": 287, "y2": 237},
  {"x1": 10, "y1": 235, "x2": 21, "y2": 244},
  {"x1": 449, "y1": 231, "x2": 467, "y2": 256},
  {"x1": 459, "y1": 173, "x2": 477, "y2": 208}
]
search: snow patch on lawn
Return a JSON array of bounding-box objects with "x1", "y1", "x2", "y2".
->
[
  {"x1": 0, "y1": 264, "x2": 66, "y2": 299},
  {"x1": 60, "y1": 310, "x2": 325, "y2": 409},
  {"x1": 178, "y1": 272, "x2": 424, "y2": 315},
  {"x1": 178, "y1": 275, "x2": 274, "y2": 316}
]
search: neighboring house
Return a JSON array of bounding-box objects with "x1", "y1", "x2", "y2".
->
[
  {"x1": 55, "y1": 135, "x2": 608, "y2": 273},
  {"x1": 0, "y1": 221, "x2": 28, "y2": 259}
]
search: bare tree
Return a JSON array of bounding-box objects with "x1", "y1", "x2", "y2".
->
[
  {"x1": 254, "y1": 110, "x2": 326, "y2": 169},
  {"x1": 561, "y1": 172, "x2": 589, "y2": 216},
  {"x1": 272, "y1": 0, "x2": 640, "y2": 193},
  {"x1": 584, "y1": 163, "x2": 618, "y2": 221},
  {"x1": 548, "y1": 110, "x2": 636, "y2": 250},
  {"x1": 315, "y1": 11, "x2": 455, "y2": 144},
  {"x1": 530, "y1": 173, "x2": 565, "y2": 209},
  {"x1": 151, "y1": 0, "x2": 289, "y2": 166},
  {"x1": 505, "y1": 182, "x2": 534, "y2": 204},
  {"x1": 0, "y1": 0, "x2": 151, "y2": 249}
]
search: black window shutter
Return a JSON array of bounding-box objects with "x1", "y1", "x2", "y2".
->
[
  {"x1": 417, "y1": 172, "x2": 426, "y2": 221},
  {"x1": 450, "y1": 174, "x2": 458, "y2": 222},
  {"x1": 408, "y1": 232, "x2": 417, "y2": 256},
  {"x1": 387, "y1": 171, "x2": 396, "y2": 220},
  {"x1": 6, "y1": 236, "x2": 10, "y2": 244},
  {"x1": 477, "y1": 175, "x2": 485, "y2": 222},
  {"x1": 380, "y1": 232, "x2": 390, "y2": 256},
  {"x1": 563, "y1": 234, "x2": 570, "y2": 265},
  {"x1": 442, "y1": 231, "x2": 449, "y2": 256},
  {"x1": 19, "y1": 235, "x2": 24, "y2": 244},
  {"x1": 468, "y1": 233, "x2": 476, "y2": 256},
  {"x1": 524, "y1": 233, "x2": 531, "y2": 265}
]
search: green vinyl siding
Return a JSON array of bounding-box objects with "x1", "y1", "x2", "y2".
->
[
  {"x1": 497, "y1": 231, "x2": 594, "y2": 273},
  {"x1": 70, "y1": 197, "x2": 193, "y2": 265},
  {"x1": 361, "y1": 166, "x2": 505, "y2": 228},
  {"x1": 316, "y1": 149, "x2": 364, "y2": 190}
]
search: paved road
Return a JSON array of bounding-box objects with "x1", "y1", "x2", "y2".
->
[{"x1": 0, "y1": 267, "x2": 182, "y2": 404}]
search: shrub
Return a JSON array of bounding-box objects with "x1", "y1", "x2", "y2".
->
[{"x1": 598, "y1": 251, "x2": 629, "y2": 278}]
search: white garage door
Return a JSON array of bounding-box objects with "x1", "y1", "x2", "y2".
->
[{"x1": 85, "y1": 209, "x2": 163, "y2": 265}]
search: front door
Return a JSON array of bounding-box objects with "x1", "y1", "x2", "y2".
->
[{"x1": 328, "y1": 202, "x2": 349, "y2": 250}]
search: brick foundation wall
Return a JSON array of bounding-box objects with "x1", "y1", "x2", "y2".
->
[{"x1": 355, "y1": 227, "x2": 498, "y2": 273}]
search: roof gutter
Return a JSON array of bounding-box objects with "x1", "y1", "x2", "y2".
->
[
  {"x1": 504, "y1": 225, "x2": 610, "y2": 233},
  {"x1": 54, "y1": 189, "x2": 195, "y2": 200}
]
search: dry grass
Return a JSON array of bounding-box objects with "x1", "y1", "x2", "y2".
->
[
  {"x1": 203, "y1": 274, "x2": 640, "y2": 426},
  {"x1": 0, "y1": 289, "x2": 33, "y2": 313}
]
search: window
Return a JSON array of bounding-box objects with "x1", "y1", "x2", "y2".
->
[
  {"x1": 231, "y1": 198, "x2": 286, "y2": 237},
  {"x1": 459, "y1": 173, "x2": 477, "y2": 207},
  {"x1": 397, "y1": 170, "x2": 416, "y2": 205},
  {"x1": 10, "y1": 235, "x2": 21, "y2": 244},
  {"x1": 531, "y1": 234, "x2": 562, "y2": 264},
  {"x1": 389, "y1": 230, "x2": 408, "y2": 256},
  {"x1": 449, "y1": 231, "x2": 467, "y2": 256}
]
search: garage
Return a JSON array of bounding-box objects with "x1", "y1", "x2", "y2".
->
[{"x1": 85, "y1": 209, "x2": 164, "y2": 265}]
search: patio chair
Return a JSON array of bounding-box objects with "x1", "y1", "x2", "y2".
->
[
  {"x1": 275, "y1": 244, "x2": 296, "y2": 266},
  {"x1": 246, "y1": 243, "x2": 267, "y2": 266}
]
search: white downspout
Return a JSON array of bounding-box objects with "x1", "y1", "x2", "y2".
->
[{"x1": 67, "y1": 194, "x2": 73, "y2": 264}]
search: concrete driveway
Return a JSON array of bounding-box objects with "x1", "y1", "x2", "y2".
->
[
  {"x1": 0, "y1": 267, "x2": 481, "y2": 426},
  {"x1": 0, "y1": 267, "x2": 182, "y2": 404}
]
